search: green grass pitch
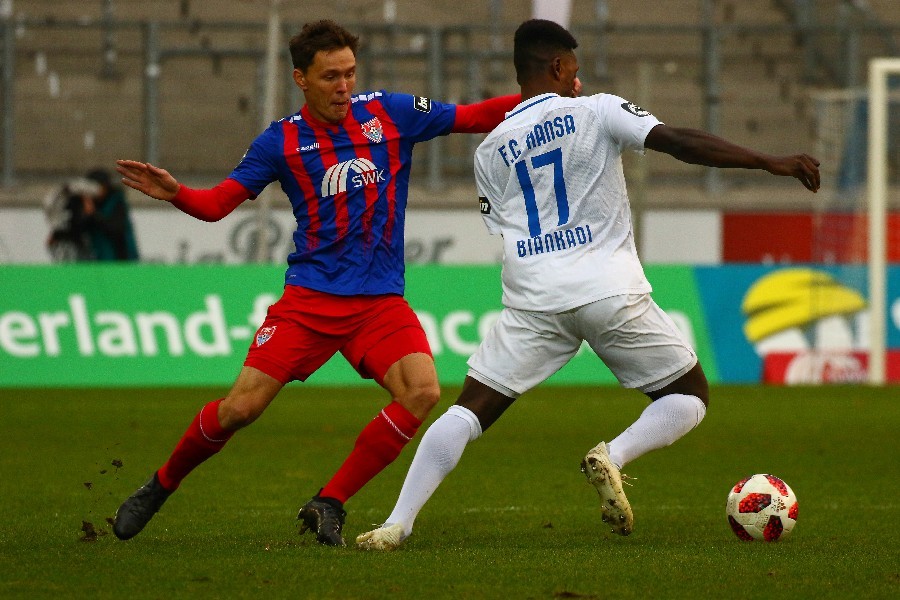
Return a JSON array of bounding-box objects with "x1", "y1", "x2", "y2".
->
[{"x1": 1, "y1": 385, "x2": 898, "y2": 599}]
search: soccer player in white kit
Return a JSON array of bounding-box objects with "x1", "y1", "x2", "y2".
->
[{"x1": 357, "y1": 19, "x2": 821, "y2": 549}]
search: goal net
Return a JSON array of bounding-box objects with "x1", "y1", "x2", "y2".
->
[{"x1": 809, "y1": 59, "x2": 900, "y2": 384}]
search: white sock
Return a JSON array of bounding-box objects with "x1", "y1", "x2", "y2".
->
[
  {"x1": 384, "y1": 405, "x2": 482, "y2": 537},
  {"x1": 606, "y1": 394, "x2": 706, "y2": 469}
]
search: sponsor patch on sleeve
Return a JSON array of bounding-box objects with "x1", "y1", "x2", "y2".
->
[
  {"x1": 414, "y1": 96, "x2": 432, "y2": 113},
  {"x1": 479, "y1": 197, "x2": 491, "y2": 215},
  {"x1": 621, "y1": 102, "x2": 652, "y2": 117}
]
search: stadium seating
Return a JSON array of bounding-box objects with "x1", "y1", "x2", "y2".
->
[{"x1": 1, "y1": 0, "x2": 898, "y2": 210}]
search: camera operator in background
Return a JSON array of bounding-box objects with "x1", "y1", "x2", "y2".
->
[
  {"x1": 45, "y1": 175, "x2": 97, "y2": 261},
  {"x1": 45, "y1": 168, "x2": 140, "y2": 262}
]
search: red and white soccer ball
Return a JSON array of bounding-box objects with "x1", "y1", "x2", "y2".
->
[{"x1": 726, "y1": 474, "x2": 798, "y2": 541}]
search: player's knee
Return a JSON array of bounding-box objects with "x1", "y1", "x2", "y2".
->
[
  {"x1": 647, "y1": 362, "x2": 709, "y2": 407},
  {"x1": 683, "y1": 380, "x2": 709, "y2": 408},
  {"x1": 218, "y1": 396, "x2": 264, "y2": 430},
  {"x1": 419, "y1": 381, "x2": 442, "y2": 413},
  {"x1": 680, "y1": 362, "x2": 709, "y2": 407},
  {"x1": 692, "y1": 377, "x2": 710, "y2": 408},
  {"x1": 402, "y1": 381, "x2": 441, "y2": 416}
]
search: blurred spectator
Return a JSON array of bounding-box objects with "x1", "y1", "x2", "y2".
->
[
  {"x1": 45, "y1": 176, "x2": 98, "y2": 262},
  {"x1": 82, "y1": 168, "x2": 140, "y2": 261},
  {"x1": 45, "y1": 168, "x2": 139, "y2": 262}
]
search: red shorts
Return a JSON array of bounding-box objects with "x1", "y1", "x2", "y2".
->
[{"x1": 244, "y1": 285, "x2": 432, "y2": 386}]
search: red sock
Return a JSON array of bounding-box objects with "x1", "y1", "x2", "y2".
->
[
  {"x1": 157, "y1": 399, "x2": 234, "y2": 491},
  {"x1": 319, "y1": 401, "x2": 422, "y2": 503}
]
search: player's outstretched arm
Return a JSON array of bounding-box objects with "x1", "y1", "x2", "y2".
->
[
  {"x1": 451, "y1": 94, "x2": 521, "y2": 133},
  {"x1": 644, "y1": 125, "x2": 821, "y2": 193},
  {"x1": 116, "y1": 159, "x2": 180, "y2": 201},
  {"x1": 115, "y1": 159, "x2": 250, "y2": 222}
]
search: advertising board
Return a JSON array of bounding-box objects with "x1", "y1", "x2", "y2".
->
[{"x1": 3, "y1": 263, "x2": 898, "y2": 387}]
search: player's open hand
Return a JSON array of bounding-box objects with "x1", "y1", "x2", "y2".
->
[
  {"x1": 767, "y1": 154, "x2": 821, "y2": 193},
  {"x1": 115, "y1": 159, "x2": 180, "y2": 201}
]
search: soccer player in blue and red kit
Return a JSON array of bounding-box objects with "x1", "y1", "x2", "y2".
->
[{"x1": 112, "y1": 20, "x2": 519, "y2": 546}]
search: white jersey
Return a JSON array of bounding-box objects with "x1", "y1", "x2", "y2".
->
[{"x1": 474, "y1": 93, "x2": 661, "y2": 313}]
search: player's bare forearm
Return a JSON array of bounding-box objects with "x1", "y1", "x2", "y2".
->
[
  {"x1": 645, "y1": 127, "x2": 765, "y2": 168},
  {"x1": 115, "y1": 159, "x2": 180, "y2": 202},
  {"x1": 644, "y1": 125, "x2": 820, "y2": 192}
]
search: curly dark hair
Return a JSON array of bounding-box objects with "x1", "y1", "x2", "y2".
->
[
  {"x1": 289, "y1": 20, "x2": 360, "y2": 71},
  {"x1": 513, "y1": 19, "x2": 578, "y2": 84}
]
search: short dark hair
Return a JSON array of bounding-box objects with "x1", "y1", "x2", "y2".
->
[
  {"x1": 513, "y1": 19, "x2": 578, "y2": 84},
  {"x1": 289, "y1": 20, "x2": 359, "y2": 71},
  {"x1": 85, "y1": 168, "x2": 112, "y2": 188}
]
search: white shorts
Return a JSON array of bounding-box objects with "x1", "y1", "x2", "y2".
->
[{"x1": 467, "y1": 293, "x2": 697, "y2": 397}]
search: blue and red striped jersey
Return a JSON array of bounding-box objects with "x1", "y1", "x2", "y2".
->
[{"x1": 229, "y1": 91, "x2": 456, "y2": 296}]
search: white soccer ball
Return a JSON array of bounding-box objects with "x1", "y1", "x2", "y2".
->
[{"x1": 726, "y1": 474, "x2": 798, "y2": 541}]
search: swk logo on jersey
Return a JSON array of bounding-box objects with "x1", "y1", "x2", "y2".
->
[
  {"x1": 321, "y1": 158, "x2": 386, "y2": 197},
  {"x1": 479, "y1": 197, "x2": 491, "y2": 215},
  {"x1": 361, "y1": 117, "x2": 383, "y2": 143}
]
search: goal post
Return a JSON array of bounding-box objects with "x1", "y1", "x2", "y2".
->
[
  {"x1": 810, "y1": 59, "x2": 898, "y2": 386},
  {"x1": 867, "y1": 58, "x2": 900, "y2": 384}
]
